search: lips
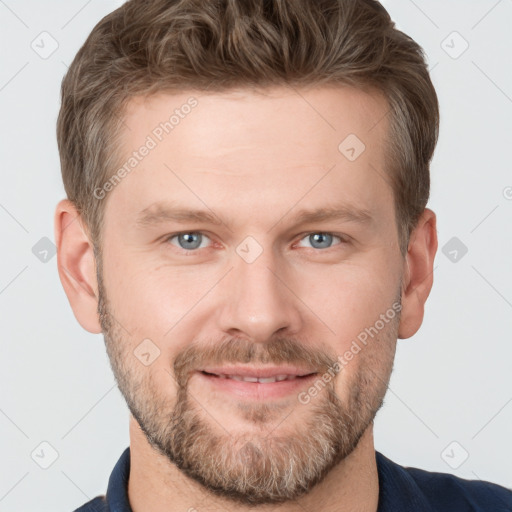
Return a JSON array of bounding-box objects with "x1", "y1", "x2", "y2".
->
[
  {"x1": 196, "y1": 366, "x2": 319, "y2": 401},
  {"x1": 202, "y1": 372, "x2": 309, "y2": 383},
  {"x1": 199, "y1": 366, "x2": 317, "y2": 383}
]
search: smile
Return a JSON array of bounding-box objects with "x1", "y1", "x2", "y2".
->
[
  {"x1": 196, "y1": 366, "x2": 319, "y2": 400},
  {"x1": 201, "y1": 371, "x2": 313, "y2": 383}
]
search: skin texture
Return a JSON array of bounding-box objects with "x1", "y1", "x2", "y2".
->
[{"x1": 55, "y1": 86, "x2": 438, "y2": 512}]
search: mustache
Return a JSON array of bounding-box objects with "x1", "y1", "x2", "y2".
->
[{"x1": 173, "y1": 336, "x2": 340, "y2": 387}]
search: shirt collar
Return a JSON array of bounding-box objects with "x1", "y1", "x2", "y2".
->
[
  {"x1": 105, "y1": 447, "x2": 434, "y2": 512},
  {"x1": 106, "y1": 446, "x2": 132, "y2": 512},
  {"x1": 376, "y1": 451, "x2": 434, "y2": 512}
]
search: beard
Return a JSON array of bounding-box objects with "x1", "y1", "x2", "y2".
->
[{"x1": 97, "y1": 268, "x2": 399, "y2": 505}]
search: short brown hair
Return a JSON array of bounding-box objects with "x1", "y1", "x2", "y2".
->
[{"x1": 57, "y1": 0, "x2": 439, "y2": 256}]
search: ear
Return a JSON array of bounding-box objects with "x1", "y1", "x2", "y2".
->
[
  {"x1": 398, "y1": 208, "x2": 438, "y2": 339},
  {"x1": 54, "y1": 199, "x2": 102, "y2": 334}
]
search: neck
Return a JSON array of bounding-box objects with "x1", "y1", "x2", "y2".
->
[{"x1": 127, "y1": 415, "x2": 379, "y2": 512}]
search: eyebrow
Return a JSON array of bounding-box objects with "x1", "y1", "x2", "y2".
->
[{"x1": 135, "y1": 202, "x2": 373, "y2": 229}]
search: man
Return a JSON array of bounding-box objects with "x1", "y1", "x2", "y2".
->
[{"x1": 54, "y1": 0, "x2": 512, "y2": 510}]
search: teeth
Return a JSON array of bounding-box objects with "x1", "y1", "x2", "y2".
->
[
  {"x1": 258, "y1": 377, "x2": 278, "y2": 383},
  {"x1": 218, "y1": 374, "x2": 299, "y2": 383}
]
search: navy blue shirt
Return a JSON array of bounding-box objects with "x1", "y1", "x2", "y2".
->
[{"x1": 74, "y1": 447, "x2": 512, "y2": 511}]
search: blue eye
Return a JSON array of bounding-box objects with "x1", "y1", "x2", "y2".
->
[
  {"x1": 165, "y1": 231, "x2": 346, "y2": 255},
  {"x1": 168, "y1": 232, "x2": 211, "y2": 251},
  {"x1": 297, "y1": 233, "x2": 344, "y2": 250}
]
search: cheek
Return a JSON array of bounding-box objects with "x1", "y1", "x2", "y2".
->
[
  {"x1": 101, "y1": 244, "x2": 199, "y2": 333},
  {"x1": 301, "y1": 259, "x2": 400, "y2": 339},
  {"x1": 300, "y1": 256, "x2": 400, "y2": 403},
  {"x1": 331, "y1": 314, "x2": 398, "y2": 406}
]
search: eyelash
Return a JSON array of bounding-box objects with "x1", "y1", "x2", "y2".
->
[{"x1": 164, "y1": 231, "x2": 349, "y2": 255}]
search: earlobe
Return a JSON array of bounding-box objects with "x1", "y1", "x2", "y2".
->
[
  {"x1": 397, "y1": 208, "x2": 438, "y2": 339},
  {"x1": 54, "y1": 199, "x2": 102, "y2": 334}
]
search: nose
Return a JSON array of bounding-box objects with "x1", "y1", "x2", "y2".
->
[{"x1": 215, "y1": 244, "x2": 304, "y2": 344}]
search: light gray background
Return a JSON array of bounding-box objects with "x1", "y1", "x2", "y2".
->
[{"x1": 1, "y1": 1, "x2": 511, "y2": 510}]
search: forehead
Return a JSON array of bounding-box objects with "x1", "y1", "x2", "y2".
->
[
  {"x1": 121, "y1": 85, "x2": 388, "y2": 156},
  {"x1": 107, "y1": 86, "x2": 393, "y2": 226}
]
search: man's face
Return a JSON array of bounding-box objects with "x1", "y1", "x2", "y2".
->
[{"x1": 97, "y1": 86, "x2": 404, "y2": 504}]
